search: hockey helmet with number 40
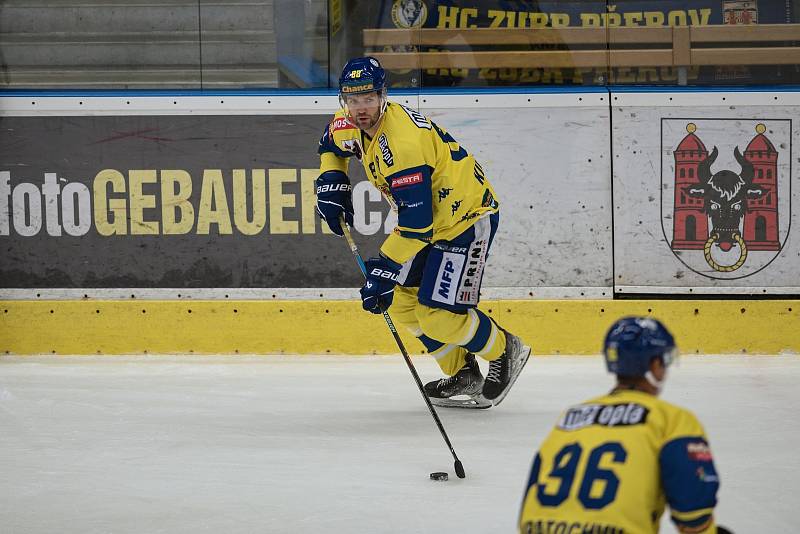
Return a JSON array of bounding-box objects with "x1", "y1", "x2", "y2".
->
[{"x1": 603, "y1": 317, "x2": 677, "y2": 377}]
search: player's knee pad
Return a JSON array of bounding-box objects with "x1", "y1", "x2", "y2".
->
[{"x1": 415, "y1": 305, "x2": 474, "y2": 345}]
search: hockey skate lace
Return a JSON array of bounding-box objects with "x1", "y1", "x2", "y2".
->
[
  {"x1": 486, "y1": 360, "x2": 503, "y2": 383},
  {"x1": 437, "y1": 375, "x2": 457, "y2": 387}
]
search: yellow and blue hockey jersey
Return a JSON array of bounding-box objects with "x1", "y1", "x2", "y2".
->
[
  {"x1": 317, "y1": 102, "x2": 499, "y2": 264},
  {"x1": 519, "y1": 389, "x2": 720, "y2": 534}
]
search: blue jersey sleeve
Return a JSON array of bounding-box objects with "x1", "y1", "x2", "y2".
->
[
  {"x1": 659, "y1": 436, "x2": 720, "y2": 531},
  {"x1": 318, "y1": 123, "x2": 355, "y2": 159},
  {"x1": 384, "y1": 164, "x2": 434, "y2": 240}
]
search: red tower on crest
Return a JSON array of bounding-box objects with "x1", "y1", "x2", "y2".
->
[
  {"x1": 742, "y1": 123, "x2": 780, "y2": 250},
  {"x1": 671, "y1": 123, "x2": 708, "y2": 249}
]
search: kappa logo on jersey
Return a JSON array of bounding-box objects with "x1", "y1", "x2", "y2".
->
[
  {"x1": 378, "y1": 133, "x2": 394, "y2": 166},
  {"x1": 391, "y1": 172, "x2": 423, "y2": 189},
  {"x1": 558, "y1": 402, "x2": 649, "y2": 431},
  {"x1": 437, "y1": 187, "x2": 453, "y2": 202},
  {"x1": 687, "y1": 441, "x2": 713, "y2": 461},
  {"x1": 331, "y1": 117, "x2": 355, "y2": 132}
]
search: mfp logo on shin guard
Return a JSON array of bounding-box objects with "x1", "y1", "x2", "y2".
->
[{"x1": 432, "y1": 252, "x2": 465, "y2": 305}]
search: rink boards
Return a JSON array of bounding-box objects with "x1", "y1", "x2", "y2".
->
[
  {"x1": 1, "y1": 89, "x2": 799, "y2": 354},
  {"x1": 1, "y1": 299, "x2": 797, "y2": 355}
]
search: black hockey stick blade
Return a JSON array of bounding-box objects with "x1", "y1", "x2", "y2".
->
[{"x1": 454, "y1": 460, "x2": 466, "y2": 479}]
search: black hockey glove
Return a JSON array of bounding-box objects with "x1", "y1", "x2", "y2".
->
[
  {"x1": 315, "y1": 170, "x2": 353, "y2": 236},
  {"x1": 360, "y1": 256, "x2": 402, "y2": 314}
]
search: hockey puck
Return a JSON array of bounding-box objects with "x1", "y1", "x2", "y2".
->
[{"x1": 429, "y1": 472, "x2": 448, "y2": 481}]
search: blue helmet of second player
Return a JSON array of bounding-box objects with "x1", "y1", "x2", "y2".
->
[{"x1": 603, "y1": 317, "x2": 676, "y2": 377}]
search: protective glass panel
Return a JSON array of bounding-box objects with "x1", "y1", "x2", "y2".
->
[
  {"x1": 0, "y1": 1, "x2": 203, "y2": 89},
  {"x1": 605, "y1": 0, "x2": 800, "y2": 86},
  {"x1": 329, "y1": 0, "x2": 423, "y2": 93},
  {"x1": 351, "y1": 0, "x2": 612, "y2": 89}
]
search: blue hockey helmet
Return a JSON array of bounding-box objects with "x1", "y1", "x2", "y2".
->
[
  {"x1": 603, "y1": 317, "x2": 676, "y2": 377},
  {"x1": 339, "y1": 56, "x2": 387, "y2": 97}
]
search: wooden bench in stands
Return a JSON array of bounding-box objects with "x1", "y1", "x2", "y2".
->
[{"x1": 364, "y1": 24, "x2": 800, "y2": 71}]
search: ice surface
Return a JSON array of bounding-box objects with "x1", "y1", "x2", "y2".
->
[{"x1": 1, "y1": 354, "x2": 797, "y2": 533}]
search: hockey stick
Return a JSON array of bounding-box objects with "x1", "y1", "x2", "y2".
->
[{"x1": 340, "y1": 218, "x2": 466, "y2": 479}]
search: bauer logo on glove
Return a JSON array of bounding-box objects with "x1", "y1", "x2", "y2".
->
[{"x1": 360, "y1": 256, "x2": 402, "y2": 313}]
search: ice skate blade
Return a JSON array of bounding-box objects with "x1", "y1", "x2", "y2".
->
[
  {"x1": 489, "y1": 344, "x2": 532, "y2": 407},
  {"x1": 430, "y1": 395, "x2": 493, "y2": 409}
]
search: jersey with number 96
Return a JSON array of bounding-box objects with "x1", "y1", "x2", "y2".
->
[{"x1": 519, "y1": 389, "x2": 720, "y2": 534}]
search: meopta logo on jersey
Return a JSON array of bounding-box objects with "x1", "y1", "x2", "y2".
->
[
  {"x1": 391, "y1": 172, "x2": 423, "y2": 189},
  {"x1": 687, "y1": 441, "x2": 713, "y2": 461},
  {"x1": 331, "y1": 117, "x2": 355, "y2": 132},
  {"x1": 558, "y1": 403, "x2": 649, "y2": 431}
]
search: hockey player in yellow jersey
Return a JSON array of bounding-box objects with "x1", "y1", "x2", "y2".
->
[
  {"x1": 519, "y1": 317, "x2": 729, "y2": 534},
  {"x1": 315, "y1": 57, "x2": 531, "y2": 408}
]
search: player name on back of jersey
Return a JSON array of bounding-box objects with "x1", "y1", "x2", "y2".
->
[
  {"x1": 558, "y1": 402, "x2": 648, "y2": 431},
  {"x1": 522, "y1": 519, "x2": 624, "y2": 534}
]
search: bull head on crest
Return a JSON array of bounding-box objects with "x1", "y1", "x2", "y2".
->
[{"x1": 685, "y1": 146, "x2": 764, "y2": 252}]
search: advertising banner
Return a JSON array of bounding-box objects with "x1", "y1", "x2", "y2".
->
[
  {"x1": 0, "y1": 95, "x2": 614, "y2": 294},
  {"x1": 0, "y1": 115, "x2": 389, "y2": 288}
]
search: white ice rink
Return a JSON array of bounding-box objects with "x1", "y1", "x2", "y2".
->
[{"x1": 1, "y1": 354, "x2": 797, "y2": 533}]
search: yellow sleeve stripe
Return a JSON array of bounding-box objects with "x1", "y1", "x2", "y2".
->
[
  {"x1": 671, "y1": 507, "x2": 715, "y2": 521},
  {"x1": 320, "y1": 152, "x2": 348, "y2": 174}
]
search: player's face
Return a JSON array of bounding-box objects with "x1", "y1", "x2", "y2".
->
[{"x1": 344, "y1": 91, "x2": 382, "y2": 130}]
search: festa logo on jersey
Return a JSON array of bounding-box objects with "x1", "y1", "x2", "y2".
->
[
  {"x1": 687, "y1": 441, "x2": 713, "y2": 462},
  {"x1": 558, "y1": 403, "x2": 649, "y2": 431},
  {"x1": 391, "y1": 172, "x2": 423, "y2": 189},
  {"x1": 378, "y1": 134, "x2": 394, "y2": 167},
  {"x1": 331, "y1": 117, "x2": 355, "y2": 132}
]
